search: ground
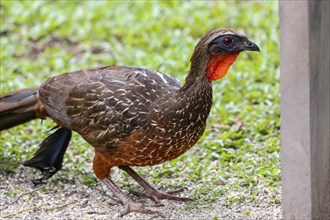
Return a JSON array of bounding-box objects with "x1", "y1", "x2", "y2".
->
[
  {"x1": 0, "y1": 1, "x2": 280, "y2": 219},
  {"x1": 1, "y1": 162, "x2": 281, "y2": 219}
]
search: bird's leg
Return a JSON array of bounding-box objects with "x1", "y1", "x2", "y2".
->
[
  {"x1": 94, "y1": 152, "x2": 161, "y2": 216},
  {"x1": 101, "y1": 178, "x2": 161, "y2": 217},
  {"x1": 119, "y1": 166, "x2": 193, "y2": 204}
]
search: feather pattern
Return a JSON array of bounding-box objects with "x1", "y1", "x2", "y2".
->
[{"x1": 38, "y1": 65, "x2": 212, "y2": 165}]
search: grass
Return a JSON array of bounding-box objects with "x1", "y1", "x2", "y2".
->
[{"x1": 0, "y1": 0, "x2": 280, "y2": 212}]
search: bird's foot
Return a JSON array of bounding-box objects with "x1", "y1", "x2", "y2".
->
[
  {"x1": 130, "y1": 186, "x2": 192, "y2": 204},
  {"x1": 148, "y1": 186, "x2": 193, "y2": 203},
  {"x1": 118, "y1": 200, "x2": 164, "y2": 217},
  {"x1": 118, "y1": 166, "x2": 192, "y2": 205},
  {"x1": 101, "y1": 178, "x2": 164, "y2": 217}
]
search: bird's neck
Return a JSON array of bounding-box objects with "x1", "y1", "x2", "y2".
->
[
  {"x1": 175, "y1": 51, "x2": 240, "y2": 121},
  {"x1": 175, "y1": 72, "x2": 213, "y2": 123},
  {"x1": 184, "y1": 52, "x2": 240, "y2": 85},
  {"x1": 175, "y1": 51, "x2": 240, "y2": 122}
]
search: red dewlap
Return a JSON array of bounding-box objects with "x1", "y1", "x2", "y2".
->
[{"x1": 207, "y1": 52, "x2": 240, "y2": 80}]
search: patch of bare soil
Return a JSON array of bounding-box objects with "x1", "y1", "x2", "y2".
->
[{"x1": 0, "y1": 166, "x2": 281, "y2": 220}]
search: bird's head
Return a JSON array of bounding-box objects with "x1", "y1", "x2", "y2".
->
[{"x1": 189, "y1": 28, "x2": 260, "y2": 81}]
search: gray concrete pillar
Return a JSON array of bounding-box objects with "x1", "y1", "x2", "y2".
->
[{"x1": 280, "y1": 1, "x2": 330, "y2": 219}]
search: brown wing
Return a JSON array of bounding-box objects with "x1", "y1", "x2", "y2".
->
[{"x1": 39, "y1": 66, "x2": 182, "y2": 151}]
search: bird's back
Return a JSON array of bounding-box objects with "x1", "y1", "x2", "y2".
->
[{"x1": 38, "y1": 66, "x2": 182, "y2": 151}]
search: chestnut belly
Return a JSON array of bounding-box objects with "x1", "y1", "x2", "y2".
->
[{"x1": 94, "y1": 129, "x2": 204, "y2": 167}]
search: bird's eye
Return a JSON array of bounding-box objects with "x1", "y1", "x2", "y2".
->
[{"x1": 223, "y1": 38, "x2": 232, "y2": 45}]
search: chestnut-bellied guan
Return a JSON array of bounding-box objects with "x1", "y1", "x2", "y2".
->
[{"x1": 0, "y1": 28, "x2": 259, "y2": 216}]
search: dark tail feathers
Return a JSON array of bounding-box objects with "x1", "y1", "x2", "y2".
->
[
  {"x1": 1, "y1": 88, "x2": 72, "y2": 184},
  {"x1": 0, "y1": 88, "x2": 39, "y2": 131},
  {"x1": 23, "y1": 127, "x2": 72, "y2": 185}
]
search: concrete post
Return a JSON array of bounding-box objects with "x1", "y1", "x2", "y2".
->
[{"x1": 280, "y1": 1, "x2": 330, "y2": 219}]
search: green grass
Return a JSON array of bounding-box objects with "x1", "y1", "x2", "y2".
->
[{"x1": 0, "y1": 0, "x2": 280, "y2": 209}]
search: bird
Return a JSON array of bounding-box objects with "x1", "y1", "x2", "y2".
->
[{"x1": 0, "y1": 28, "x2": 259, "y2": 216}]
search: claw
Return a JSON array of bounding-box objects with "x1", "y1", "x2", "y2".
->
[{"x1": 148, "y1": 195, "x2": 162, "y2": 205}]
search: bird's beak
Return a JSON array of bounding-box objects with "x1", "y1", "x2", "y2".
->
[{"x1": 234, "y1": 40, "x2": 260, "y2": 52}]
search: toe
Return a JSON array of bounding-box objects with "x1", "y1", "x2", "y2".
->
[{"x1": 166, "y1": 187, "x2": 189, "y2": 195}]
